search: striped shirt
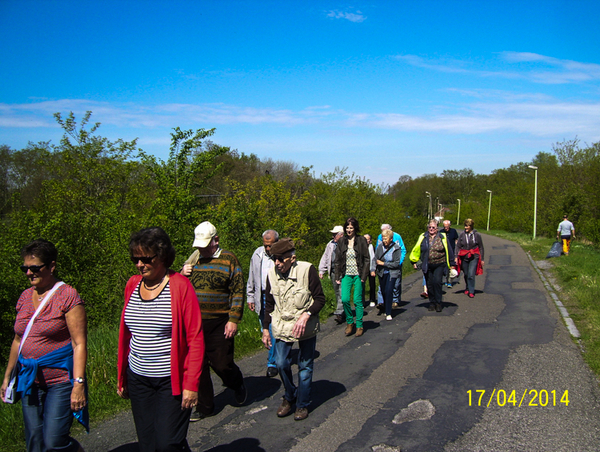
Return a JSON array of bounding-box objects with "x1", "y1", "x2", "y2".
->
[{"x1": 124, "y1": 281, "x2": 172, "y2": 377}]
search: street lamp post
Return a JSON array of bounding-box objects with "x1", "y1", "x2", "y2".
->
[
  {"x1": 528, "y1": 165, "x2": 538, "y2": 239},
  {"x1": 486, "y1": 190, "x2": 493, "y2": 231},
  {"x1": 425, "y1": 191, "x2": 432, "y2": 220},
  {"x1": 457, "y1": 199, "x2": 461, "y2": 225}
]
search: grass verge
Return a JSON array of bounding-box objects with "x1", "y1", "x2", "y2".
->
[{"x1": 486, "y1": 230, "x2": 600, "y2": 377}]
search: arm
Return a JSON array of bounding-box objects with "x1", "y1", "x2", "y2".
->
[
  {"x1": 225, "y1": 255, "x2": 245, "y2": 339},
  {"x1": 318, "y1": 243, "x2": 332, "y2": 276},
  {"x1": 1, "y1": 335, "x2": 21, "y2": 403},
  {"x1": 262, "y1": 278, "x2": 275, "y2": 349},
  {"x1": 475, "y1": 233, "x2": 485, "y2": 263},
  {"x1": 292, "y1": 266, "x2": 326, "y2": 339},
  {"x1": 65, "y1": 304, "x2": 87, "y2": 411},
  {"x1": 246, "y1": 251, "x2": 258, "y2": 312},
  {"x1": 397, "y1": 235, "x2": 407, "y2": 265}
]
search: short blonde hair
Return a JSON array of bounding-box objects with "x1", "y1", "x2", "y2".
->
[
  {"x1": 382, "y1": 229, "x2": 393, "y2": 239},
  {"x1": 464, "y1": 218, "x2": 474, "y2": 228}
]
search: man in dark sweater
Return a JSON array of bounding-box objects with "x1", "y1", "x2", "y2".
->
[{"x1": 182, "y1": 221, "x2": 246, "y2": 421}]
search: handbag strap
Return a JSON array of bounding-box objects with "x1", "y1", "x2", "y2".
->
[{"x1": 18, "y1": 281, "x2": 65, "y2": 356}]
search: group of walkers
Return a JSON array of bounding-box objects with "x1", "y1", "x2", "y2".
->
[{"x1": 1, "y1": 215, "x2": 489, "y2": 452}]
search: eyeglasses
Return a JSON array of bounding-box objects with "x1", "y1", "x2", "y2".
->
[
  {"x1": 131, "y1": 254, "x2": 157, "y2": 265},
  {"x1": 20, "y1": 263, "x2": 47, "y2": 273},
  {"x1": 428, "y1": 226, "x2": 438, "y2": 229},
  {"x1": 272, "y1": 254, "x2": 292, "y2": 262}
]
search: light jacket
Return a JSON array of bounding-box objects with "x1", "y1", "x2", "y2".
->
[
  {"x1": 246, "y1": 245, "x2": 274, "y2": 316},
  {"x1": 374, "y1": 242, "x2": 402, "y2": 279},
  {"x1": 409, "y1": 232, "x2": 454, "y2": 274},
  {"x1": 318, "y1": 240, "x2": 337, "y2": 277},
  {"x1": 118, "y1": 271, "x2": 205, "y2": 396},
  {"x1": 376, "y1": 231, "x2": 407, "y2": 264}
]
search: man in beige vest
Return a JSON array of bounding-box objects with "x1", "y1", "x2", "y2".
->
[{"x1": 262, "y1": 238, "x2": 326, "y2": 421}]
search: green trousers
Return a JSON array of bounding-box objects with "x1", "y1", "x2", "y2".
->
[{"x1": 341, "y1": 275, "x2": 364, "y2": 328}]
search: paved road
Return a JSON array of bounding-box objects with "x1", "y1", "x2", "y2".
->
[{"x1": 80, "y1": 234, "x2": 600, "y2": 451}]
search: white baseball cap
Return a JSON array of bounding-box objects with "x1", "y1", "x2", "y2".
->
[
  {"x1": 330, "y1": 225, "x2": 343, "y2": 234},
  {"x1": 193, "y1": 221, "x2": 217, "y2": 248}
]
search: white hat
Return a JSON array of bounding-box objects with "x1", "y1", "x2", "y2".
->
[
  {"x1": 193, "y1": 221, "x2": 217, "y2": 248},
  {"x1": 330, "y1": 225, "x2": 343, "y2": 234}
]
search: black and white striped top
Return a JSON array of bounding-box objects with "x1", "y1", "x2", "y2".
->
[{"x1": 124, "y1": 281, "x2": 173, "y2": 377}]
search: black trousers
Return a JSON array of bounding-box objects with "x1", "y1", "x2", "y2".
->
[
  {"x1": 127, "y1": 368, "x2": 191, "y2": 452},
  {"x1": 425, "y1": 263, "x2": 445, "y2": 304},
  {"x1": 198, "y1": 316, "x2": 244, "y2": 413}
]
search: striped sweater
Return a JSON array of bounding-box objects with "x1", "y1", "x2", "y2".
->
[{"x1": 188, "y1": 250, "x2": 245, "y2": 322}]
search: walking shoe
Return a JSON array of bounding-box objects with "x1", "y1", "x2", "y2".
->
[
  {"x1": 190, "y1": 408, "x2": 214, "y2": 422},
  {"x1": 266, "y1": 367, "x2": 278, "y2": 378},
  {"x1": 428, "y1": 303, "x2": 435, "y2": 311},
  {"x1": 468, "y1": 293, "x2": 475, "y2": 298},
  {"x1": 446, "y1": 283, "x2": 452, "y2": 288},
  {"x1": 435, "y1": 303, "x2": 443, "y2": 312},
  {"x1": 234, "y1": 382, "x2": 247, "y2": 405},
  {"x1": 277, "y1": 398, "x2": 295, "y2": 417},
  {"x1": 345, "y1": 323, "x2": 355, "y2": 336},
  {"x1": 355, "y1": 327, "x2": 364, "y2": 337},
  {"x1": 334, "y1": 314, "x2": 344, "y2": 324},
  {"x1": 464, "y1": 290, "x2": 469, "y2": 295},
  {"x1": 369, "y1": 302, "x2": 375, "y2": 307},
  {"x1": 420, "y1": 292, "x2": 429, "y2": 299},
  {"x1": 294, "y1": 407, "x2": 309, "y2": 421},
  {"x1": 386, "y1": 315, "x2": 392, "y2": 321},
  {"x1": 392, "y1": 302, "x2": 399, "y2": 309}
]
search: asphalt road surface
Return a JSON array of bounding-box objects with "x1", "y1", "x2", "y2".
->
[{"x1": 80, "y1": 233, "x2": 600, "y2": 451}]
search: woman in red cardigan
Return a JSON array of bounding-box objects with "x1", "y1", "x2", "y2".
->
[{"x1": 117, "y1": 227, "x2": 205, "y2": 452}]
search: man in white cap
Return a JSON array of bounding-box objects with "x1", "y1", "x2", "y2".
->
[
  {"x1": 318, "y1": 225, "x2": 344, "y2": 324},
  {"x1": 181, "y1": 221, "x2": 246, "y2": 421}
]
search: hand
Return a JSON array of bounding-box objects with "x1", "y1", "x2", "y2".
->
[
  {"x1": 180, "y1": 264, "x2": 193, "y2": 277},
  {"x1": 117, "y1": 386, "x2": 129, "y2": 399},
  {"x1": 376, "y1": 260, "x2": 384, "y2": 266},
  {"x1": 292, "y1": 312, "x2": 310, "y2": 338},
  {"x1": 335, "y1": 280, "x2": 341, "y2": 285},
  {"x1": 413, "y1": 263, "x2": 417, "y2": 269},
  {"x1": 247, "y1": 302, "x2": 255, "y2": 312},
  {"x1": 1, "y1": 378, "x2": 8, "y2": 403},
  {"x1": 319, "y1": 273, "x2": 324, "y2": 279},
  {"x1": 71, "y1": 384, "x2": 87, "y2": 411},
  {"x1": 224, "y1": 321, "x2": 238, "y2": 339},
  {"x1": 370, "y1": 271, "x2": 376, "y2": 277},
  {"x1": 262, "y1": 329, "x2": 271, "y2": 349},
  {"x1": 181, "y1": 389, "x2": 198, "y2": 410}
]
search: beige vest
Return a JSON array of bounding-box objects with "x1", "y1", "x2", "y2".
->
[{"x1": 267, "y1": 261, "x2": 320, "y2": 342}]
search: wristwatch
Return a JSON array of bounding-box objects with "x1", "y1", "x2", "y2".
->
[
  {"x1": 305, "y1": 311, "x2": 312, "y2": 317},
  {"x1": 74, "y1": 377, "x2": 85, "y2": 384}
]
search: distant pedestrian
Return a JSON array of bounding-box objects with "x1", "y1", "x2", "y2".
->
[
  {"x1": 455, "y1": 219, "x2": 485, "y2": 298},
  {"x1": 318, "y1": 226, "x2": 344, "y2": 324},
  {"x1": 375, "y1": 224, "x2": 406, "y2": 310},
  {"x1": 375, "y1": 229, "x2": 402, "y2": 320},
  {"x1": 335, "y1": 218, "x2": 370, "y2": 337},
  {"x1": 246, "y1": 230, "x2": 279, "y2": 378},
  {"x1": 410, "y1": 219, "x2": 454, "y2": 312},
  {"x1": 556, "y1": 214, "x2": 575, "y2": 255},
  {"x1": 363, "y1": 234, "x2": 377, "y2": 308},
  {"x1": 263, "y1": 238, "x2": 326, "y2": 421},
  {"x1": 441, "y1": 220, "x2": 459, "y2": 288}
]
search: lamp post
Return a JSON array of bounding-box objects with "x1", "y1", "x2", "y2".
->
[
  {"x1": 486, "y1": 190, "x2": 492, "y2": 231},
  {"x1": 528, "y1": 165, "x2": 538, "y2": 239},
  {"x1": 457, "y1": 199, "x2": 461, "y2": 225},
  {"x1": 425, "y1": 191, "x2": 432, "y2": 220}
]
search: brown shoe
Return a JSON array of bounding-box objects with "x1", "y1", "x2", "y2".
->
[
  {"x1": 355, "y1": 327, "x2": 364, "y2": 337},
  {"x1": 277, "y1": 398, "x2": 295, "y2": 417},
  {"x1": 294, "y1": 407, "x2": 308, "y2": 421},
  {"x1": 334, "y1": 314, "x2": 343, "y2": 324},
  {"x1": 345, "y1": 323, "x2": 355, "y2": 336}
]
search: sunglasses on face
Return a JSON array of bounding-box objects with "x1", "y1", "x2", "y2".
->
[
  {"x1": 272, "y1": 254, "x2": 291, "y2": 262},
  {"x1": 20, "y1": 263, "x2": 47, "y2": 273},
  {"x1": 130, "y1": 254, "x2": 157, "y2": 265},
  {"x1": 428, "y1": 226, "x2": 437, "y2": 229}
]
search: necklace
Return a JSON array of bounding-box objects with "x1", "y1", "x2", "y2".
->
[{"x1": 143, "y1": 273, "x2": 167, "y2": 291}]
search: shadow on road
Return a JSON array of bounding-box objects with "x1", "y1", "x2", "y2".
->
[
  {"x1": 203, "y1": 437, "x2": 265, "y2": 452},
  {"x1": 311, "y1": 379, "x2": 346, "y2": 410}
]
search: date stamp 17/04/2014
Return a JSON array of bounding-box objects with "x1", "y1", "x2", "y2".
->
[{"x1": 467, "y1": 389, "x2": 569, "y2": 407}]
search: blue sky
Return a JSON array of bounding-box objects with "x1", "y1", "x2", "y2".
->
[{"x1": 1, "y1": 0, "x2": 599, "y2": 185}]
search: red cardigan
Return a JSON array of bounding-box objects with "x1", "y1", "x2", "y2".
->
[{"x1": 117, "y1": 271, "x2": 204, "y2": 395}]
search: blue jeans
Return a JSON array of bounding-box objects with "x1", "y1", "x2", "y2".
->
[
  {"x1": 274, "y1": 336, "x2": 316, "y2": 409},
  {"x1": 259, "y1": 294, "x2": 277, "y2": 368},
  {"x1": 378, "y1": 273, "x2": 397, "y2": 316},
  {"x1": 461, "y1": 255, "x2": 480, "y2": 295},
  {"x1": 22, "y1": 381, "x2": 81, "y2": 452}
]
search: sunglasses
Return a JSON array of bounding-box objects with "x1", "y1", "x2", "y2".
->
[
  {"x1": 428, "y1": 226, "x2": 438, "y2": 229},
  {"x1": 131, "y1": 254, "x2": 157, "y2": 265},
  {"x1": 271, "y1": 254, "x2": 292, "y2": 262},
  {"x1": 20, "y1": 263, "x2": 47, "y2": 273}
]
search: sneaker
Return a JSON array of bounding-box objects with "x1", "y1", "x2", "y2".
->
[
  {"x1": 234, "y1": 382, "x2": 247, "y2": 405},
  {"x1": 334, "y1": 314, "x2": 344, "y2": 324},
  {"x1": 392, "y1": 302, "x2": 399, "y2": 309},
  {"x1": 468, "y1": 293, "x2": 475, "y2": 298},
  {"x1": 386, "y1": 315, "x2": 392, "y2": 321},
  {"x1": 446, "y1": 283, "x2": 452, "y2": 288},
  {"x1": 266, "y1": 367, "x2": 278, "y2": 378},
  {"x1": 190, "y1": 408, "x2": 214, "y2": 422},
  {"x1": 369, "y1": 302, "x2": 375, "y2": 307},
  {"x1": 420, "y1": 292, "x2": 428, "y2": 299},
  {"x1": 294, "y1": 407, "x2": 309, "y2": 421},
  {"x1": 464, "y1": 290, "x2": 469, "y2": 295}
]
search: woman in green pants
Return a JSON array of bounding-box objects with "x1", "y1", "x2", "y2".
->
[{"x1": 334, "y1": 217, "x2": 370, "y2": 337}]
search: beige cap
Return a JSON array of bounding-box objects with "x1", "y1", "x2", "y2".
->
[
  {"x1": 330, "y1": 225, "x2": 343, "y2": 234},
  {"x1": 193, "y1": 221, "x2": 217, "y2": 248}
]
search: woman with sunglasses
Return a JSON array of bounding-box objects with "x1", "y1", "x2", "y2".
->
[
  {"x1": 334, "y1": 217, "x2": 370, "y2": 337},
  {"x1": 1, "y1": 239, "x2": 87, "y2": 452},
  {"x1": 117, "y1": 227, "x2": 205, "y2": 452},
  {"x1": 410, "y1": 219, "x2": 454, "y2": 312}
]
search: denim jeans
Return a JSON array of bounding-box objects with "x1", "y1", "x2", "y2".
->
[
  {"x1": 378, "y1": 273, "x2": 397, "y2": 316},
  {"x1": 341, "y1": 275, "x2": 364, "y2": 328},
  {"x1": 21, "y1": 381, "x2": 81, "y2": 452},
  {"x1": 274, "y1": 335, "x2": 316, "y2": 409},
  {"x1": 461, "y1": 254, "x2": 480, "y2": 295},
  {"x1": 259, "y1": 293, "x2": 277, "y2": 368},
  {"x1": 377, "y1": 270, "x2": 401, "y2": 305}
]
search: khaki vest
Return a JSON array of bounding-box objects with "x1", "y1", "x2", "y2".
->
[{"x1": 267, "y1": 261, "x2": 320, "y2": 342}]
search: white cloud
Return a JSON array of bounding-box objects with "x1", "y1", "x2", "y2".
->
[{"x1": 326, "y1": 9, "x2": 366, "y2": 23}]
